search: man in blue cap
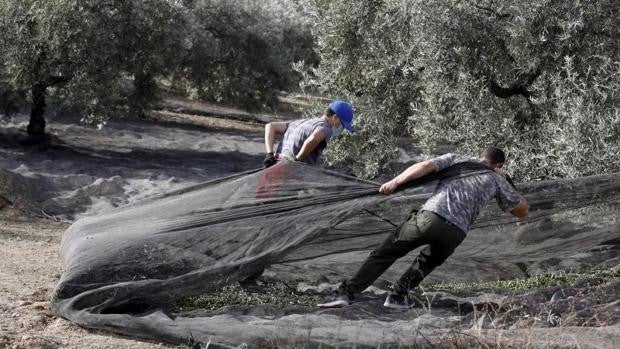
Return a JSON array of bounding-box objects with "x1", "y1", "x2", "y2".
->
[
  {"x1": 263, "y1": 100, "x2": 354, "y2": 168},
  {"x1": 241, "y1": 100, "x2": 354, "y2": 290}
]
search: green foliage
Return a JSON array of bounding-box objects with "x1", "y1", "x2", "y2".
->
[
  {"x1": 301, "y1": 0, "x2": 620, "y2": 180},
  {"x1": 430, "y1": 267, "x2": 620, "y2": 293},
  {"x1": 173, "y1": 268, "x2": 619, "y2": 313},
  {"x1": 0, "y1": 0, "x2": 316, "y2": 128},
  {"x1": 173, "y1": 281, "x2": 323, "y2": 313},
  {"x1": 0, "y1": 0, "x2": 186, "y2": 123},
  {"x1": 298, "y1": 0, "x2": 421, "y2": 177},
  {"x1": 180, "y1": 0, "x2": 318, "y2": 110}
]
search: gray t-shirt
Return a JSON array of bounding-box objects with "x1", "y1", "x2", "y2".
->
[
  {"x1": 420, "y1": 153, "x2": 522, "y2": 233},
  {"x1": 276, "y1": 118, "x2": 332, "y2": 165}
]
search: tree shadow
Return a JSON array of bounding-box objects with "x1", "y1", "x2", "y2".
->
[
  {"x1": 48, "y1": 138, "x2": 263, "y2": 180},
  {"x1": 0, "y1": 126, "x2": 263, "y2": 181}
]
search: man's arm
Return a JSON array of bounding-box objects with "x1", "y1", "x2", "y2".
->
[
  {"x1": 379, "y1": 160, "x2": 438, "y2": 195},
  {"x1": 493, "y1": 168, "x2": 529, "y2": 218},
  {"x1": 295, "y1": 128, "x2": 327, "y2": 161},
  {"x1": 264, "y1": 122, "x2": 288, "y2": 153}
]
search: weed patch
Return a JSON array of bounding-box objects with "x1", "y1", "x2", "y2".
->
[
  {"x1": 428, "y1": 267, "x2": 619, "y2": 294},
  {"x1": 173, "y1": 281, "x2": 323, "y2": 313}
]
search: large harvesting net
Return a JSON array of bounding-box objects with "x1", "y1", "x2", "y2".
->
[{"x1": 51, "y1": 161, "x2": 620, "y2": 347}]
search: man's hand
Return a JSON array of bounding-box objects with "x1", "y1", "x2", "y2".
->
[
  {"x1": 263, "y1": 152, "x2": 277, "y2": 168},
  {"x1": 511, "y1": 194, "x2": 529, "y2": 218},
  {"x1": 379, "y1": 179, "x2": 399, "y2": 195}
]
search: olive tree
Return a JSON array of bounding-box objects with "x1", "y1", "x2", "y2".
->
[
  {"x1": 301, "y1": 0, "x2": 619, "y2": 180},
  {"x1": 0, "y1": 0, "x2": 317, "y2": 137},
  {"x1": 177, "y1": 0, "x2": 318, "y2": 110},
  {"x1": 0, "y1": 0, "x2": 185, "y2": 136},
  {"x1": 412, "y1": 0, "x2": 620, "y2": 180},
  {"x1": 297, "y1": 0, "x2": 423, "y2": 177}
]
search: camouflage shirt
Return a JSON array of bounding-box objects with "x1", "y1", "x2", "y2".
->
[
  {"x1": 420, "y1": 153, "x2": 522, "y2": 233},
  {"x1": 276, "y1": 118, "x2": 332, "y2": 165}
]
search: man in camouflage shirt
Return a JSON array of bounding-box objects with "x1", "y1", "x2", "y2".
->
[{"x1": 318, "y1": 147, "x2": 529, "y2": 309}]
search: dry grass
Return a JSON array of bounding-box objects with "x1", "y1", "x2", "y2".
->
[{"x1": 147, "y1": 110, "x2": 264, "y2": 133}]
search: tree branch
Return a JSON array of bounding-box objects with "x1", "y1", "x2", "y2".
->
[
  {"x1": 487, "y1": 68, "x2": 541, "y2": 99},
  {"x1": 473, "y1": 2, "x2": 511, "y2": 20}
]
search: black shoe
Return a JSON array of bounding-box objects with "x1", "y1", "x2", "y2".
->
[
  {"x1": 239, "y1": 279, "x2": 261, "y2": 292},
  {"x1": 239, "y1": 268, "x2": 265, "y2": 292},
  {"x1": 383, "y1": 293, "x2": 414, "y2": 309},
  {"x1": 317, "y1": 291, "x2": 352, "y2": 308}
]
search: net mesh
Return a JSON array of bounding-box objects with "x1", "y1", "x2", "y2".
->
[{"x1": 51, "y1": 161, "x2": 620, "y2": 346}]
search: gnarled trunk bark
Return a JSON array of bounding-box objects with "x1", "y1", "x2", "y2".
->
[
  {"x1": 131, "y1": 71, "x2": 156, "y2": 118},
  {"x1": 27, "y1": 83, "x2": 47, "y2": 136}
]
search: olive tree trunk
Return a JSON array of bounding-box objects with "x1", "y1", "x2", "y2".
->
[{"x1": 26, "y1": 83, "x2": 48, "y2": 137}]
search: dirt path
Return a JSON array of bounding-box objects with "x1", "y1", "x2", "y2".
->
[{"x1": 0, "y1": 210, "x2": 177, "y2": 349}]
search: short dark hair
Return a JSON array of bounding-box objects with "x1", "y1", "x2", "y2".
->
[
  {"x1": 325, "y1": 107, "x2": 336, "y2": 117},
  {"x1": 481, "y1": 147, "x2": 506, "y2": 166}
]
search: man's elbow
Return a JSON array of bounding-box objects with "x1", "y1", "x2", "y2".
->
[{"x1": 421, "y1": 160, "x2": 438, "y2": 173}]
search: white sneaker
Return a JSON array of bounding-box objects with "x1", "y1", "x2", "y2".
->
[
  {"x1": 317, "y1": 291, "x2": 352, "y2": 308},
  {"x1": 383, "y1": 293, "x2": 414, "y2": 309}
]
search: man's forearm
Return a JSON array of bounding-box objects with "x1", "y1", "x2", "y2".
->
[
  {"x1": 265, "y1": 124, "x2": 276, "y2": 153},
  {"x1": 380, "y1": 160, "x2": 437, "y2": 194},
  {"x1": 295, "y1": 138, "x2": 320, "y2": 161},
  {"x1": 393, "y1": 160, "x2": 436, "y2": 185}
]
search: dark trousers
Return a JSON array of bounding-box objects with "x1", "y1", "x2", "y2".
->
[{"x1": 339, "y1": 210, "x2": 466, "y2": 298}]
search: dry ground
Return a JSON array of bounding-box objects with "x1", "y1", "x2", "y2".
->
[{"x1": 0, "y1": 208, "x2": 178, "y2": 349}]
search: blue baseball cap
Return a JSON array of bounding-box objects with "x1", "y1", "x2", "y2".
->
[{"x1": 328, "y1": 100, "x2": 354, "y2": 132}]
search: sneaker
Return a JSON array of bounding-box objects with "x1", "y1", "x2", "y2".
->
[
  {"x1": 383, "y1": 293, "x2": 414, "y2": 309},
  {"x1": 238, "y1": 278, "x2": 261, "y2": 292},
  {"x1": 317, "y1": 291, "x2": 352, "y2": 308},
  {"x1": 238, "y1": 268, "x2": 265, "y2": 292}
]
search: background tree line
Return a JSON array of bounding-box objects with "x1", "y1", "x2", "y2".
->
[
  {"x1": 0, "y1": 0, "x2": 316, "y2": 136},
  {"x1": 1, "y1": 0, "x2": 618, "y2": 180}
]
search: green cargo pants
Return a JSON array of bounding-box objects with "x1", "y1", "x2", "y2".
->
[{"x1": 339, "y1": 210, "x2": 466, "y2": 298}]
